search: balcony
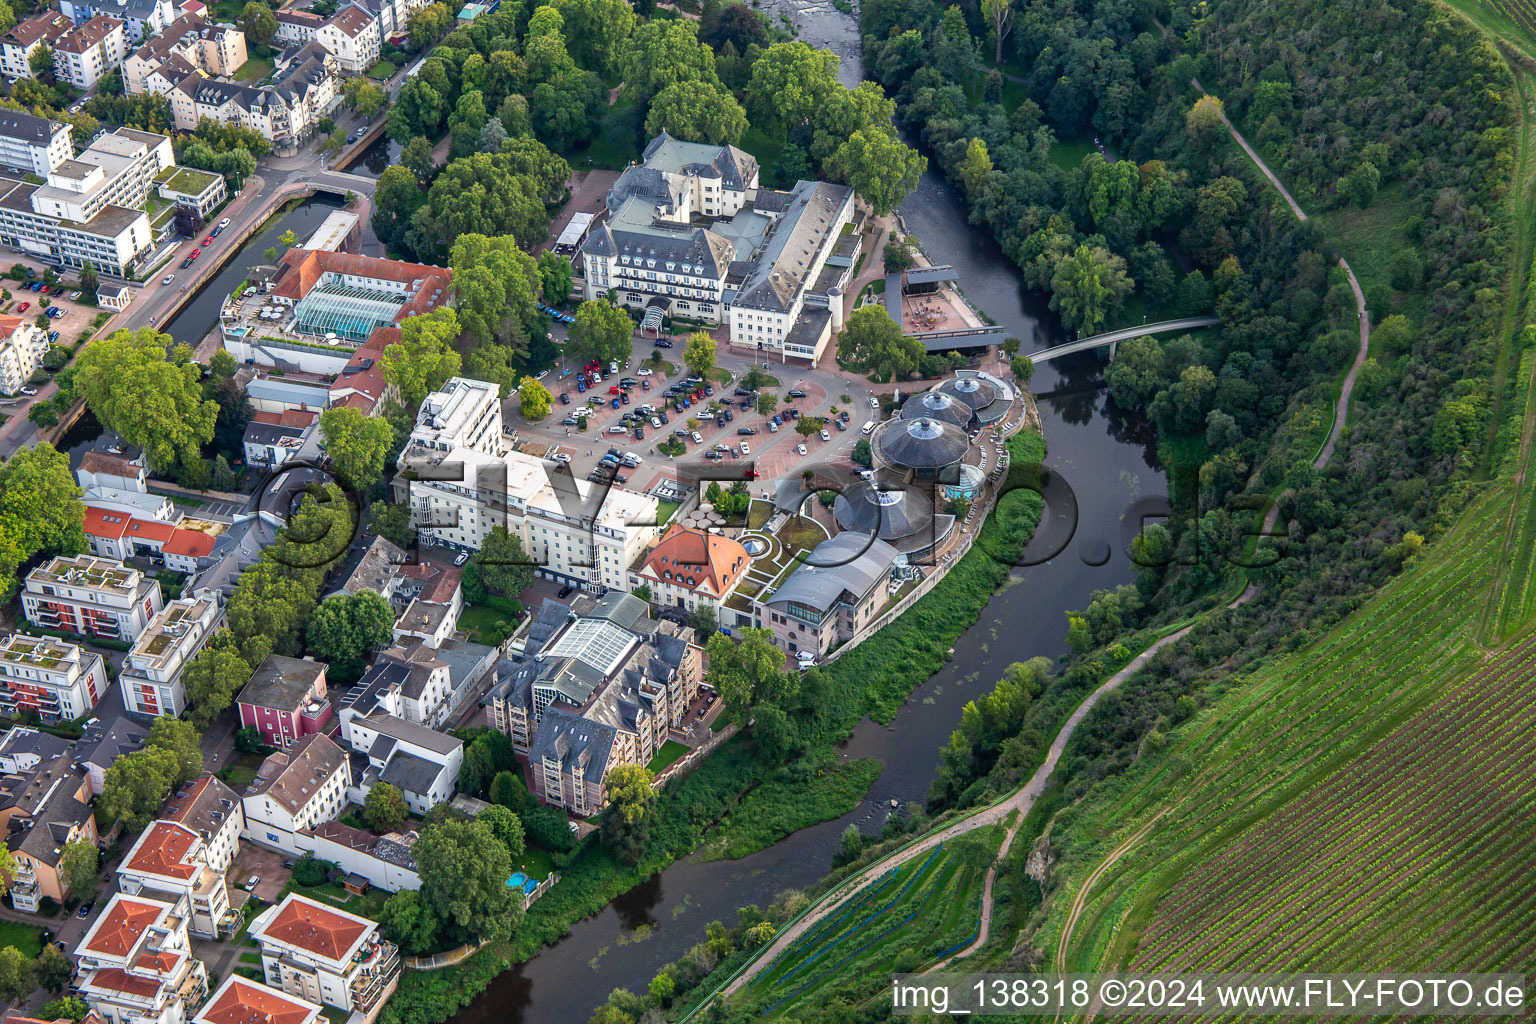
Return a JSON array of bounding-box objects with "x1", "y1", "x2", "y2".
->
[{"x1": 348, "y1": 941, "x2": 399, "y2": 1012}]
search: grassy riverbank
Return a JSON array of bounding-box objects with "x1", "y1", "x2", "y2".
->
[
  {"x1": 701, "y1": 756, "x2": 883, "y2": 861},
  {"x1": 380, "y1": 428, "x2": 1047, "y2": 1024}
]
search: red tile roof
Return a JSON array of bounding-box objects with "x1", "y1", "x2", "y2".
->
[
  {"x1": 253, "y1": 410, "x2": 318, "y2": 428},
  {"x1": 162, "y1": 530, "x2": 215, "y2": 558},
  {"x1": 80, "y1": 895, "x2": 164, "y2": 957},
  {"x1": 135, "y1": 950, "x2": 181, "y2": 973},
  {"x1": 197, "y1": 978, "x2": 319, "y2": 1024},
  {"x1": 258, "y1": 894, "x2": 369, "y2": 962},
  {"x1": 325, "y1": 5, "x2": 375, "y2": 35},
  {"x1": 123, "y1": 821, "x2": 199, "y2": 880},
  {"x1": 126, "y1": 519, "x2": 176, "y2": 543},
  {"x1": 642, "y1": 524, "x2": 751, "y2": 598},
  {"x1": 267, "y1": 250, "x2": 451, "y2": 323},
  {"x1": 83, "y1": 507, "x2": 132, "y2": 540},
  {"x1": 86, "y1": 968, "x2": 164, "y2": 999},
  {"x1": 397, "y1": 560, "x2": 460, "y2": 604}
]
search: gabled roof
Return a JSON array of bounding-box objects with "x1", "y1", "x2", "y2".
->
[
  {"x1": 161, "y1": 529, "x2": 215, "y2": 558},
  {"x1": 162, "y1": 774, "x2": 240, "y2": 835},
  {"x1": 252, "y1": 893, "x2": 371, "y2": 963},
  {"x1": 247, "y1": 734, "x2": 348, "y2": 813},
  {"x1": 641, "y1": 524, "x2": 750, "y2": 598},
  {"x1": 55, "y1": 15, "x2": 124, "y2": 54}
]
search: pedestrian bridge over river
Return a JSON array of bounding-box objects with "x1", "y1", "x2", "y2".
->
[{"x1": 1025, "y1": 316, "x2": 1221, "y2": 363}]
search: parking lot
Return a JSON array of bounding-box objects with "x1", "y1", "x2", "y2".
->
[{"x1": 2, "y1": 272, "x2": 101, "y2": 348}]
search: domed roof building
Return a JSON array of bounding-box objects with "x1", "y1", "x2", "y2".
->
[
  {"x1": 833, "y1": 481, "x2": 954, "y2": 556},
  {"x1": 898, "y1": 390, "x2": 975, "y2": 431},
  {"x1": 874, "y1": 416, "x2": 971, "y2": 471},
  {"x1": 935, "y1": 376, "x2": 996, "y2": 412}
]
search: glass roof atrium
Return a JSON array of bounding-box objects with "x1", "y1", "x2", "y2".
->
[{"x1": 291, "y1": 282, "x2": 405, "y2": 342}]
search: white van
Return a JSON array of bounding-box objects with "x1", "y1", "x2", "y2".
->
[{"x1": 860, "y1": 421, "x2": 875, "y2": 435}]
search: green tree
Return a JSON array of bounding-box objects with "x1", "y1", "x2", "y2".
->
[
  {"x1": 183, "y1": 638, "x2": 253, "y2": 730},
  {"x1": 147, "y1": 717, "x2": 203, "y2": 786},
  {"x1": 745, "y1": 41, "x2": 839, "y2": 133},
  {"x1": 73, "y1": 328, "x2": 217, "y2": 472},
  {"x1": 38, "y1": 996, "x2": 90, "y2": 1019},
  {"x1": 364, "y1": 782, "x2": 409, "y2": 832},
  {"x1": 537, "y1": 251, "x2": 573, "y2": 306},
  {"x1": 1049, "y1": 244, "x2": 1132, "y2": 336},
  {"x1": 278, "y1": 229, "x2": 299, "y2": 248},
  {"x1": 379, "y1": 889, "x2": 443, "y2": 955},
  {"x1": 414, "y1": 818, "x2": 523, "y2": 940},
  {"x1": 0, "y1": 946, "x2": 33, "y2": 1005},
  {"x1": 824, "y1": 128, "x2": 926, "y2": 216},
  {"x1": 518, "y1": 376, "x2": 552, "y2": 419},
  {"x1": 643, "y1": 79, "x2": 748, "y2": 145},
  {"x1": 883, "y1": 234, "x2": 920, "y2": 273},
  {"x1": 1185, "y1": 94, "x2": 1225, "y2": 142},
  {"x1": 836, "y1": 305, "x2": 923, "y2": 381},
  {"x1": 1011, "y1": 355, "x2": 1035, "y2": 384},
  {"x1": 980, "y1": 0, "x2": 1013, "y2": 63},
  {"x1": 99, "y1": 746, "x2": 180, "y2": 830},
  {"x1": 401, "y1": 135, "x2": 436, "y2": 181},
  {"x1": 345, "y1": 79, "x2": 387, "y2": 117},
  {"x1": 0, "y1": 443, "x2": 85, "y2": 601},
  {"x1": 476, "y1": 804, "x2": 526, "y2": 860},
  {"x1": 689, "y1": 605, "x2": 717, "y2": 640},
  {"x1": 1339, "y1": 160, "x2": 1380, "y2": 208},
  {"x1": 33, "y1": 949, "x2": 73, "y2": 997},
  {"x1": 458, "y1": 739, "x2": 495, "y2": 796},
  {"x1": 682, "y1": 331, "x2": 716, "y2": 378},
  {"x1": 29, "y1": 43, "x2": 52, "y2": 78},
  {"x1": 621, "y1": 19, "x2": 719, "y2": 101},
  {"x1": 450, "y1": 233, "x2": 543, "y2": 354},
  {"x1": 601, "y1": 764, "x2": 656, "y2": 864},
  {"x1": 472, "y1": 525, "x2": 534, "y2": 599},
  {"x1": 754, "y1": 390, "x2": 778, "y2": 417},
  {"x1": 369, "y1": 501, "x2": 416, "y2": 549},
  {"x1": 553, "y1": 0, "x2": 633, "y2": 76},
  {"x1": 306, "y1": 591, "x2": 396, "y2": 671},
  {"x1": 60, "y1": 840, "x2": 98, "y2": 902},
  {"x1": 489, "y1": 769, "x2": 529, "y2": 812},
  {"x1": 566, "y1": 299, "x2": 634, "y2": 366},
  {"x1": 209, "y1": 348, "x2": 238, "y2": 378},
  {"x1": 239, "y1": 0, "x2": 276, "y2": 44},
  {"x1": 319, "y1": 406, "x2": 396, "y2": 489},
  {"x1": 957, "y1": 137, "x2": 993, "y2": 198},
  {"x1": 705, "y1": 628, "x2": 791, "y2": 726},
  {"x1": 1066, "y1": 612, "x2": 1092, "y2": 654},
  {"x1": 385, "y1": 308, "x2": 463, "y2": 409}
]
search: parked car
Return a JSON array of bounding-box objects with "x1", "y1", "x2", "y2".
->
[
  {"x1": 180, "y1": 257, "x2": 192, "y2": 268},
  {"x1": 690, "y1": 430, "x2": 703, "y2": 443},
  {"x1": 650, "y1": 416, "x2": 662, "y2": 428},
  {"x1": 162, "y1": 274, "x2": 174, "y2": 285},
  {"x1": 19, "y1": 386, "x2": 36, "y2": 396},
  {"x1": 740, "y1": 441, "x2": 751, "y2": 455},
  {"x1": 633, "y1": 427, "x2": 644, "y2": 440},
  {"x1": 454, "y1": 552, "x2": 469, "y2": 565},
  {"x1": 16, "y1": 302, "x2": 27, "y2": 313},
  {"x1": 796, "y1": 443, "x2": 807, "y2": 455},
  {"x1": 637, "y1": 368, "x2": 653, "y2": 376},
  {"x1": 768, "y1": 422, "x2": 779, "y2": 432},
  {"x1": 737, "y1": 427, "x2": 756, "y2": 435},
  {"x1": 835, "y1": 418, "x2": 847, "y2": 431},
  {"x1": 243, "y1": 877, "x2": 259, "y2": 891},
  {"x1": 218, "y1": 217, "x2": 231, "y2": 229},
  {"x1": 77, "y1": 900, "x2": 95, "y2": 918},
  {"x1": 551, "y1": 453, "x2": 571, "y2": 464},
  {"x1": 203, "y1": 235, "x2": 214, "y2": 246},
  {"x1": 655, "y1": 338, "x2": 673, "y2": 348},
  {"x1": 788, "y1": 388, "x2": 806, "y2": 398},
  {"x1": 189, "y1": 249, "x2": 201, "y2": 260},
  {"x1": 557, "y1": 585, "x2": 574, "y2": 598},
  {"x1": 562, "y1": 415, "x2": 579, "y2": 425},
  {"x1": 820, "y1": 429, "x2": 831, "y2": 441},
  {"x1": 559, "y1": 392, "x2": 570, "y2": 405}
]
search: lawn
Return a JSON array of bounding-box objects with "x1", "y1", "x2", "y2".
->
[
  {"x1": 747, "y1": 500, "x2": 773, "y2": 530},
  {"x1": 777, "y1": 514, "x2": 829, "y2": 553},
  {"x1": 574, "y1": 94, "x2": 642, "y2": 170},
  {"x1": 456, "y1": 603, "x2": 518, "y2": 646},
  {"x1": 0, "y1": 920, "x2": 44, "y2": 957},
  {"x1": 645, "y1": 739, "x2": 690, "y2": 775},
  {"x1": 511, "y1": 842, "x2": 556, "y2": 881},
  {"x1": 656, "y1": 499, "x2": 680, "y2": 525},
  {"x1": 319, "y1": 1007, "x2": 351, "y2": 1024},
  {"x1": 1048, "y1": 134, "x2": 1097, "y2": 173},
  {"x1": 235, "y1": 56, "x2": 274, "y2": 83},
  {"x1": 216, "y1": 750, "x2": 266, "y2": 788},
  {"x1": 1309, "y1": 182, "x2": 1422, "y2": 325},
  {"x1": 701, "y1": 757, "x2": 882, "y2": 862},
  {"x1": 365, "y1": 60, "x2": 396, "y2": 79},
  {"x1": 740, "y1": 126, "x2": 788, "y2": 188}
]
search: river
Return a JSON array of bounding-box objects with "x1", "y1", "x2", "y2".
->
[
  {"x1": 160, "y1": 195, "x2": 350, "y2": 350},
  {"x1": 445, "y1": 126, "x2": 1166, "y2": 1024}
]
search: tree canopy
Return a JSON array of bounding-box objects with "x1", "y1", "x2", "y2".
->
[{"x1": 73, "y1": 328, "x2": 217, "y2": 472}]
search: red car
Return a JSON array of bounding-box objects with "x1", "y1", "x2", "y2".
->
[
  {"x1": 39, "y1": 285, "x2": 49, "y2": 293},
  {"x1": 189, "y1": 249, "x2": 201, "y2": 260},
  {"x1": 203, "y1": 235, "x2": 214, "y2": 246},
  {"x1": 608, "y1": 385, "x2": 620, "y2": 394},
  {"x1": 16, "y1": 301, "x2": 28, "y2": 312}
]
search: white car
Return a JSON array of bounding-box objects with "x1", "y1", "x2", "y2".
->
[
  {"x1": 796, "y1": 650, "x2": 816, "y2": 665},
  {"x1": 690, "y1": 431, "x2": 703, "y2": 444},
  {"x1": 625, "y1": 452, "x2": 643, "y2": 463},
  {"x1": 637, "y1": 368, "x2": 653, "y2": 376},
  {"x1": 768, "y1": 422, "x2": 779, "y2": 432},
  {"x1": 162, "y1": 274, "x2": 174, "y2": 285},
  {"x1": 796, "y1": 443, "x2": 807, "y2": 455},
  {"x1": 870, "y1": 396, "x2": 879, "y2": 408},
  {"x1": 453, "y1": 552, "x2": 469, "y2": 566},
  {"x1": 19, "y1": 387, "x2": 37, "y2": 396},
  {"x1": 218, "y1": 217, "x2": 231, "y2": 228},
  {"x1": 819, "y1": 429, "x2": 830, "y2": 441},
  {"x1": 740, "y1": 441, "x2": 750, "y2": 455},
  {"x1": 550, "y1": 453, "x2": 571, "y2": 464},
  {"x1": 650, "y1": 416, "x2": 662, "y2": 428}
]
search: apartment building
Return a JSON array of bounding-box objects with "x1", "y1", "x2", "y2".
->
[
  {"x1": 74, "y1": 893, "x2": 209, "y2": 1024},
  {"x1": 581, "y1": 131, "x2": 856, "y2": 361},
  {"x1": 237, "y1": 655, "x2": 332, "y2": 748},
  {"x1": 403, "y1": 377, "x2": 503, "y2": 460},
  {"x1": 169, "y1": 40, "x2": 338, "y2": 149},
  {"x1": 338, "y1": 711, "x2": 462, "y2": 816},
  {"x1": 22, "y1": 555, "x2": 165, "y2": 642},
  {"x1": 4, "y1": 759, "x2": 96, "y2": 912},
  {"x1": 241, "y1": 733, "x2": 351, "y2": 854},
  {"x1": 60, "y1": 0, "x2": 177, "y2": 44},
  {"x1": 342, "y1": 641, "x2": 452, "y2": 729},
  {"x1": 0, "y1": 633, "x2": 108, "y2": 721},
  {"x1": 119, "y1": 595, "x2": 224, "y2": 718},
  {"x1": 273, "y1": 8, "x2": 323, "y2": 43},
  {"x1": 161, "y1": 774, "x2": 244, "y2": 872},
  {"x1": 248, "y1": 894, "x2": 399, "y2": 1024},
  {"x1": 53, "y1": 16, "x2": 128, "y2": 89},
  {"x1": 123, "y1": 14, "x2": 245, "y2": 94},
  {"x1": 193, "y1": 977, "x2": 321, "y2": 1024},
  {"x1": 0, "y1": 109, "x2": 73, "y2": 177},
  {"x1": 632, "y1": 524, "x2": 752, "y2": 616},
  {"x1": 487, "y1": 594, "x2": 701, "y2": 813},
  {"x1": 0, "y1": 315, "x2": 51, "y2": 396},
  {"x1": 407, "y1": 447, "x2": 658, "y2": 593},
  {"x1": 117, "y1": 820, "x2": 237, "y2": 938},
  {"x1": 314, "y1": 4, "x2": 379, "y2": 73},
  {"x1": 0, "y1": 13, "x2": 74, "y2": 81}
]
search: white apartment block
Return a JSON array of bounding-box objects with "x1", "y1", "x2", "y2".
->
[
  {"x1": 30, "y1": 127, "x2": 174, "y2": 224},
  {"x1": 249, "y1": 894, "x2": 400, "y2": 1024},
  {"x1": 194, "y1": 977, "x2": 321, "y2": 1024},
  {"x1": 117, "y1": 820, "x2": 236, "y2": 938},
  {"x1": 22, "y1": 554, "x2": 164, "y2": 642},
  {"x1": 315, "y1": 3, "x2": 379, "y2": 73},
  {"x1": 0, "y1": 313, "x2": 48, "y2": 395},
  {"x1": 119, "y1": 595, "x2": 224, "y2": 718},
  {"x1": 0, "y1": 13, "x2": 74, "y2": 81},
  {"x1": 75, "y1": 893, "x2": 210, "y2": 1024},
  {"x1": 60, "y1": 0, "x2": 177, "y2": 44},
  {"x1": 162, "y1": 774, "x2": 244, "y2": 873},
  {"x1": 0, "y1": 633, "x2": 109, "y2": 721},
  {"x1": 53, "y1": 15, "x2": 128, "y2": 90},
  {"x1": 169, "y1": 40, "x2": 338, "y2": 149},
  {"x1": 402, "y1": 376, "x2": 503, "y2": 460},
  {"x1": 408, "y1": 447, "x2": 659, "y2": 593},
  {"x1": 338, "y1": 711, "x2": 462, "y2": 816},
  {"x1": 241, "y1": 733, "x2": 351, "y2": 855},
  {"x1": 0, "y1": 109, "x2": 73, "y2": 177},
  {"x1": 123, "y1": 15, "x2": 246, "y2": 95}
]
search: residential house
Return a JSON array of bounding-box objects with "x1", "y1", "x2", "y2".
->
[
  {"x1": 633, "y1": 524, "x2": 752, "y2": 616},
  {"x1": 1, "y1": 752, "x2": 95, "y2": 911},
  {"x1": 338, "y1": 711, "x2": 461, "y2": 816},
  {"x1": 74, "y1": 893, "x2": 209, "y2": 1024},
  {"x1": 168, "y1": 41, "x2": 338, "y2": 150},
  {"x1": 192, "y1": 977, "x2": 321, "y2": 1024},
  {"x1": 53, "y1": 16, "x2": 127, "y2": 89},
  {"x1": 155, "y1": 165, "x2": 228, "y2": 218},
  {"x1": 313, "y1": 4, "x2": 379, "y2": 73},
  {"x1": 0, "y1": 108, "x2": 72, "y2": 176},
  {"x1": 295, "y1": 821, "x2": 419, "y2": 892},
  {"x1": 237, "y1": 655, "x2": 333, "y2": 748},
  {"x1": 119, "y1": 594, "x2": 225, "y2": 718},
  {"x1": 326, "y1": 326, "x2": 395, "y2": 415},
  {"x1": 76, "y1": 718, "x2": 148, "y2": 795},
  {"x1": 330, "y1": 535, "x2": 408, "y2": 602},
  {"x1": 21, "y1": 554, "x2": 164, "y2": 642},
  {"x1": 59, "y1": 0, "x2": 177, "y2": 44},
  {"x1": 0, "y1": 632, "x2": 108, "y2": 721},
  {"x1": 116, "y1": 820, "x2": 236, "y2": 938},
  {"x1": 390, "y1": 563, "x2": 462, "y2": 649},
  {"x1": 0, "y1": 314, "x2": 47, "y2": 396},
  {"x1": 242, "y1": 409, "x2": 320, "y2": 469},
  {"x1": 160, "y1": 774, "x2": 243, "y2": 872},
  {"x1": 241, "y1": 733, "x2": 351, "y2": 854},
  {"x1": 248, "y1": 893, "x2": 399, "y2": 1024},
  {"x1": 123, "y1": 15, "x2": 245, "y2": 94}
]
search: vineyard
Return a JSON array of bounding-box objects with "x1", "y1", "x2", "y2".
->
[
  {"x1": 1477, "y1": 0, "x2": 1536, "y2": 47},
  {"x1": 1042, "y1": 451, "x2": 1536, "y2": 980},
  {"x1": 746, "y1": 830, "x2": 1000, "y2": 1018}
]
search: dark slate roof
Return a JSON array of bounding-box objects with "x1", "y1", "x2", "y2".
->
[
  {"x1": 0, "y1": 108, "x2": 63, "y2": 146},
  {"x1": 528, "y1": 706, "x2": 614, "y2": 785},
  {"x1": 875, "y1": 417, "x2": 971, "y2": 470},
  {"x1": 639, "y1": 130, "x2": 757, "y2": 191},
  {"x1": 77, "y1": 718, "x2": 148, "y2": 770},
  {"x1": 833, "y1": 482, "x2": 935, "y2": 541},
  {"x1": 357, "y1": 713, "x2": 461, "y2": 756},
  {"x1": 587, "y1": 591, "x2": 648, "y2": 631},
  {"x1": 8, "y1": 780, "x2": 92, "y2": 868},
  {"x1": 239, "y1": 655, "x2": 324, "y2": 712},
  {"x1": 935, "y1": 376, "x2": 997, "y2": 411},
  {"x1": 899, "y1": 390, "x2": 975, "y2": 430},
  {"x1": 378, "y1": 751, "x2": 445, "y2": 796},
  {"x1": 731, "y1": 180, "x2": 853, "y2": 313}
]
